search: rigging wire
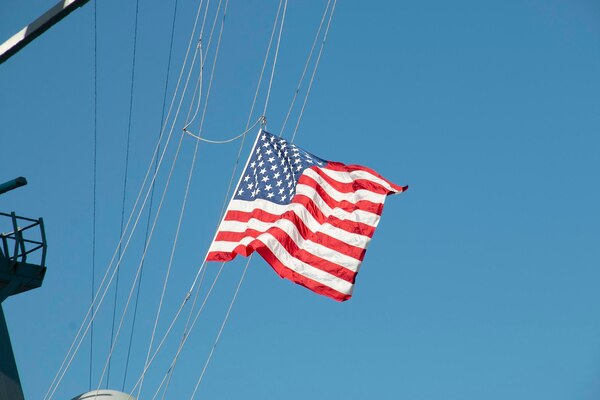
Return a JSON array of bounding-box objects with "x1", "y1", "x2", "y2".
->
[
  {"x1": 189, "y1": 2, "x2": 340, "y2": 395},
  {"x1": 154, "y1": 253, "x2": 210, "y2": 400},
  {"x1": 93, "y1": 0, "x2": 216, "y2": 393},
  {"x1": 280, "y1": 0, "x2": 331, "y2": 137},
  {"x1": 154, "y1": 4, "x2": 291, "y2": 392},
  {"x1": 153, "y1": 2, "x2": 289, "y2": 395},
  {"x1": 291, "y1": 0, "x2": 337, "y2": 142},
  {"x1": 262, "y1": 0, "x2": 288, "y2": 118},
  {"x1": 142, "y1": 121, "x2": 263, "y2": 400},
  {"x1": 136, "y1": 0, "x2": 219, "y2": 397},
  {"x1": 46, "y1": 2, "x2": 337, "y2": 398},
  {"x1": 98, "y1": 0, "x2": 227, "y2": 385},
  {"x1": 125, "y1": 267, "x2": 204, "y2": 397},
  {"x1": 107, "y1": 0, "x2": 141, "y2": 386},
  {"x1": 89, "y1": 0, "x2": 98, "y2": 391},
  {"x1": 182, "y1": 39, "x2": 205, "y2": 131},
  {"x1": 214, "y1": 0, "x2": 284, "y2": 223},
  {"x1": 45, "y1": 0, "x2": 218, "y2": 395},
  {"x1": 189, "y1": 2, "x2": 290, "y2": 394},
  {"x1": 152, "y1": 2, "x2": 289, "y2": 396},
  {"x1": 46, "y1": 113, "x2": 179, "y2": 400},
  {"x1": 189, "y1": 257, "x2": 251, "y2": 399},
  {"x1": 138, "y1": 0, "x2": 232, "y2": 396},
  {"x1": 151, "y1": 1, "x2": 313, "y2": 395},
  {"x1": 245, "y1": 0, "x2": 283, "y2": 130},
  {"x1": 150, "y1": 262, "x2": 225, "y2": 400},
  {"x1": 94, "y1": 131, "x2": 186, "y2": 395},
  {"x1": 122, "y1": 0, "x2": 181, "y2": 390},
  {"x1": 183, "y1": 116, "x2": 263, "y2": 143}
]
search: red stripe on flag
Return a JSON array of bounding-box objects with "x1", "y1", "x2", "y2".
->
[
  {"x1": 309, "y1": 167, "x2": 392, "y2": 195},
  {"x1": 224, "y1": 200, "x2": 377, "y2": 238},
  {"x1": 214, "y1": 228, "x2": 358, "y2": 283},
  {"x1": 297, "y1": 174, "x2": 385, "y2": 216},
  {"x1": 219, "y1": 211, "x2": 367, "y2": 260},
  {"x1": 325, "y1": 162, "x2": 408, "y2": 193},
  {"x1": 256, "y1": 246, "x2": 351, "y2": 302}
]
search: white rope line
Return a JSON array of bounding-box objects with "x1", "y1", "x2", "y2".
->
[
  {"x1": 262, "y1": 0, "x2": 288, "y2": 117},
  {"x1": 184, "y1": 4, "x2": 291, "y2": 396},
  {"x1": 105, "y1": 0, "x2": 216, "y2": 394},
  {"x1": 175, "y1": 4, "x2": 290, "y2": 396},
  {"x1": 183, "y1": 39, "x2": 204, "y2": 130},
  {"x1": 280, "y1": 0, "x2": 331, "y2": 137},
  {"x1": 92, "y1": 14, "x2": 212, "y2": 396},
  {"x1": 135, "y1": 0, "x2": 231, "y2": 396},
  {"x1": 125, "y1": 265, "x2": 204, "y2": 398},
  {"x1": 94, "y1": 132, "x2": 187, "y2": 394},
  {"x1": 45, "y1": 123, "x2": 180, "y2": 400},
  {"x1": 48, "y1": 115, "x2": 188, "y2": 399},
  {"x1": 163, "y1": 0, "x2": 210, "y2": 143},
  {"x1": 126, "y1": 261, "x2": 221, "y2": 400},
  {"x1": 152, "y1": 2, "x2": 289, "y2": 394},
  {"x1": 291, "y1": 0, "x2": 337, "y2": 142},
  {"x1": 183, "y1": 0, "x2": 220, "y2": 131},
  {"x1": 133, "y1": 137, "x2": 192, "y2": 400},
  {"x1": 136, "y1": 0, "x2": 215, "y2": 396},
  {"x1": 45, "y1": 119, "x2": 178, "y2": 400},
  {"x1": 150, "y1": 262, "x2": 226, "y2": 400},
  {"x1": 183, "y1": 116, "x2": 262, "y2": 143},
  {"x1": 189, "y1": 256, "x2": 251, "y2": 399},
  {"x1": 154, "y1": 256, "x2": 209, "y2": 400},
  {"x1": 45, "y1": 0, "x2": 212, "y2": 396},
  {"x1": 146, "y1": 126, "x2": 261, "y2": 400},
  {"x1": 188, "y1": 4, "x2": 338, "y2": 395},
  {"x1": 185, "y1": 0, "x2": 226, "y2": 140},
  {"x1": 218, "y1": 0, "x2": 285, "y2": 222},
  {"x1": 246, "y1": 0, "x2": 282, "y2": 129},
  {"x1": 50, "y1": 0, "x2": 336, "y2": 397},
  {"x1": 126, "y1": 2, "x2": 291, "y2": 394}
]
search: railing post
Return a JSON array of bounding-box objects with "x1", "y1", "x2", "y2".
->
[
  {"x1": 39, "y1": 217, "x2": 47, "y2": 268},
  {"x1": 10, "y1": 212, "x2": 19, "y2": 262},
  {"x1": 0, "y1": 234, "x2": 7, "y2": 259}
]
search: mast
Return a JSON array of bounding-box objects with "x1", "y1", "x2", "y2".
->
[
  {"x1": 0, "y1": 178, "x2": 47, "y2": 400},
  {"x1": 0, "y1": 0, "x2": 90, "y2": 65},
  {"x1": 0, "y1": 3, "x2": 89, "y2": 398}
]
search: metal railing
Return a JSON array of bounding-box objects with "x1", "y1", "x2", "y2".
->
[{"x1": 0, "y1": 212, "x2": 46, "y2": 267}]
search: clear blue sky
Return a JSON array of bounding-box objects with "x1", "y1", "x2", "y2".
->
[{"x1": 1, "y1": 0, "x2": 599, "y2": 399}]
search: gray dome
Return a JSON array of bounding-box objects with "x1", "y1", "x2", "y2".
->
[{"x1": 70, "y1": 390, "x2": 136, "y2": 400}]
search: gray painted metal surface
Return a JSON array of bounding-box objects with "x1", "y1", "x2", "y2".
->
[
  {"x1": 70, "y1": 390, "x2": 137, "y2": 400},
  {"x1": 0, "y1": 306, "x2": 24, "y2": 400},
  {"x1": 0, "y1": 177, "x2": 27, "y2": 196},
  {"x1": 0, "y1": 0, "x2": 91, "y2": 65},
  {"x1": 0, "y1": 208, "x2": 47, "y2": 399}
]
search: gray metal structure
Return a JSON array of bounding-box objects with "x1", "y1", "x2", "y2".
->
[
  {"x1": 0, "y1": 0, "x2": 90, "y2": 65},
  {"x1": 70, "y1": 390, "x2": 137, "y2": 400},
  {"x1": 1, "y1": 1, "x2": 91, "y2": 398},
  {"x1": 0, "y1": 179, "x2": 47, "y2": 400},
  {"x1": 1, "y1": 0, "x2": 91, "y2": 397}
]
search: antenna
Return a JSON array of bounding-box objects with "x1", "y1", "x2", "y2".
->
[{"x1": 0, "y1": 177, "x2": 47, "y2": 400}]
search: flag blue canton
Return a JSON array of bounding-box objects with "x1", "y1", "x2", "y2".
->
[{"x1": 234, "y1": 131, "x2": 326, "y2": 205}]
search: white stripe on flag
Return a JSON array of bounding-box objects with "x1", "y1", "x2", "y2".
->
[
  {"x1": 259, "y1": 233, "x2": 355, "y2": 295},
  {"x1": 221, "y1": 198, "x2": 375, "y2": 247},
  {"x1": 319, "y1": 167, "x2": 400, "y2": 193},
  {"x1": 213, "y1": 218, "x2": 362, "y2": 271},
  {"x1": 303, "y1": 168, "x2": 388, "y2": 204},
  {"x1": 295, "y1": 184, "x2": 382, "y2": 226}
]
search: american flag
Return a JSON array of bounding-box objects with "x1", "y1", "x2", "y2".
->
[{"x1": 207, "y1": 130, "x2": 406, "y2": 301}]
